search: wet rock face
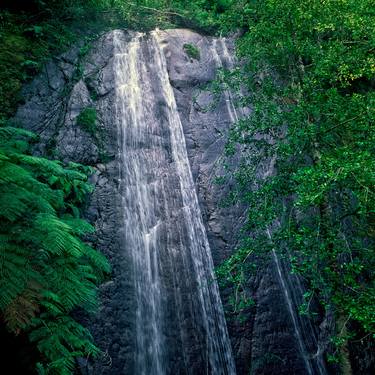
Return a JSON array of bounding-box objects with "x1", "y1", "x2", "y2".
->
[
  {"x1": 16, "y1": 29, "x2": 330, "y2": 375},
  {"x1": 159, "y1": 29, "x2": 327, "y2": 375}
]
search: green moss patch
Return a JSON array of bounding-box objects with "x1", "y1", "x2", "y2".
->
[
  {"x1": 76, "y1": 107, "x2": 97, "y2": 135},
  {"x1": 183, "y1": 43, "x2": 200, "y2": 61}
]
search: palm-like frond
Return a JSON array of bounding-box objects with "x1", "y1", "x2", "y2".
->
[{"x1": 0, "y1": 127, "x2": 110, "y2": 374}]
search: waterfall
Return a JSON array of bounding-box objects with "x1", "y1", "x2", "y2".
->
[
  {"x1": 267, "y1": 227, "x2": 328, "y2": 375},
  {"x1": 113, "y1": 30, "x2": 236, "y2": 375},
  {"x1": 211, "y1": 36, "x2": 327, "y2": 375},
  {"x1": 210, "y1": 39, "x2": 239, "y2": 124}
]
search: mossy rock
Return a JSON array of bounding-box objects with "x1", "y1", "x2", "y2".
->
[
  {"x1": 76, "y1": 107, "x2": 97, "y2": 135},
  {"x1": 183, "y1": 43, "x2": 200, "y2": 61}
]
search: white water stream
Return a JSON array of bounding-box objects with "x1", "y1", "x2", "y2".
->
[
  {"x1": 211, "y1": 37, "x2": 327, "y2": 375},
  {"x1": 113, "y1": 30, "x2": 236, "y2": 375}
]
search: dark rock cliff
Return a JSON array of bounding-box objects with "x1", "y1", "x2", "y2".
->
[{"x1": 15, "y1": 29, "x2": 333, "y2": 375}]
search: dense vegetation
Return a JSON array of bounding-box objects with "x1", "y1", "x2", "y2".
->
[
  {"x1": 0, "y1": 126, "x2": 110, "y2": 374},
  {"x1": 202, "y1": 0, "x2": 374, "y2": 368},
  {"x1": 0, "y1": 2, "x2": 114, "y2": 374},
  {"x1": 210, "y1": 0, "x2": 374, "y2": 354},
  {"x1": 1, "y1": 0, "x2": 373, "y2": 373}
]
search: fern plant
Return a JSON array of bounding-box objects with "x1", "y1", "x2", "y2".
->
[{"x1": 0, "y1": 126, "x2": 110, "y2": 374}]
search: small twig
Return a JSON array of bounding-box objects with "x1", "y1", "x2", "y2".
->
[
  {"x1": 342, "y1": 40, "x2": 369, "y2": 45},
  {"x1": 351, "y1": 333, "x2": 371, "y2": 343},
  {"x1": 320, "y1": 115, "x2": 361, "y2": 135},
  {"x1": 128, "y1": 3, "x2": 185, "y2": 18}
]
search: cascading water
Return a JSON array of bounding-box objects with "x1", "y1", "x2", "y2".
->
[
  {"x1": 267, "y1": 227, "x2": 328, "y2": 375},
  {"x1": 113, "y1": 29, "x2": 236, "y2": 375},
  {"x1": 210, "y1": 39, "x2": 239, "y2": 124},
  {"x1": 211, "y1": 37, "x2": 327, "y2": 375}
]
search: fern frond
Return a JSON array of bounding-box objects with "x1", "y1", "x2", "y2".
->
[
  {"x1": 83, "y1": 244, "x2": 111, "y2": 276},
  {"x1": 3, "y1": 286, "x2": 41, "y2": 333},
  {"x1": 0, "y1": 160, "x2": 35, "y2": 185},
  {"x1": 0, "y1": 126, "x2": 36, "y2": 140},
  {"x1": 61, "y1": 217, "x2": 94, "y2": 236},
  {"x1": 30, "y1": 315, "x2": 100, "y2": 375},
  {"x1": 0, "y1": 190, "x2": 28, "y2": 221},
  {"x1": 0, "y1": 126, "x2": 109, "y2": 374}
]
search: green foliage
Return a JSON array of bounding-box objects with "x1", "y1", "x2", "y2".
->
[
  {"x1": 0, "y1": 126, "x2": 110, "y2": 374},
  {"x1": 1, "y1": 0, "x2": 373, "y2": 370},
  {"x1": 0, "y1": 0, "x2": 129, "y2": 122},
  {"x1": 0, "y1": 0, "x2": 227, "y2": 121},
  {"x1": 215, "y1": 244, "x2": 256, "y2": 319},
  {"x1": 0, "y1": 12, "x2": 76, "y2": 121},
  {"x1": 203, "y1": 0, "x2": 375, "y2": 358},
  {"x1": 31, "y1": 316, "x2": 99, "y2": 375},
  {"x1": 77, "y1": 107, "x2": 97, "y2": 136},
  {"x1": 183, "y1": 43, "x2": 200, "y2": 60},
  {"x1": 0, "y1": 1, "x2": 217, "y2": 373}
]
